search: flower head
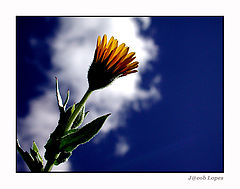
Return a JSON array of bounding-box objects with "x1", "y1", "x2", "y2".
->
[{"x1": 88, "y1": 34, "x2": 139, "y2": 91}]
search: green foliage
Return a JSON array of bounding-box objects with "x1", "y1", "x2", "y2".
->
[
  {"x1": 44, "y1": 108, "x2": 68, "y2": 161},
  {"x1": 71, "y1": 103, "x2": 75, "y2": 114},
  {"x1": 18, "y1": 78, "x2": 111, "y2": 172},
  {"x1": 31, "y1": 141, "x2": 43, "y2": 165},
  {"x1": 59, "y1": 113, "x2": 111, "y2": 152},
  {"x1": 45, "y1": 84, "x2": 101, "y2": 168},
  {"x1": 56, "y1": 77, "x2": 63, "y2": 109},
  {"x1": 17, "y1": 139, "x2": 43, "y2": 172},
  {"x1": 63, "y1": 89, "x2": 70, "y2": 109},
  {"x1": 54, "y1": 151, "x2": 72, "y2": 165},
  {"x1": 71, "y1": 106, "x2": 87, "y2": 129}
]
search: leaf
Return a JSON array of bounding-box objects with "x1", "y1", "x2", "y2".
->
[
  {"x1": 17, "y1": 139, "x2": 34, "y2": 164},
  {"x1": 30, "y1": 148, "x2": 43, "y2": 171},
  {"x1": 32, "y1": 141, "x2": 38, "y2": 153},
  {"x1": 44, "y1": 136, "x2": 61, "y2": 161},
  {"x1": 32, "y1": 141, "x2": 43, "y2": 164},
  {"x1": 84, "y1": 111, "x2": 89, "y2": 118},
  {"x1": 54, "y1": 151, "x2": 72, "y2": 165},
  {"x1": 64, "y1": 128, "x2": 79, "y2": 136},
  {"x1": 63, "y1": 89, "x2": 70, "y2": 109},
  {"x1": 71, "y1": 106, "x2": 86, "y2": 129},
  {"x1": 59, "y1": 113, "x2": 111, "y2": 152},
  {"x1": 71, "y1": 103, "x2": 75, "y2": 114},
  {"x1": 17, "y1": 139, "x2": 43, "y2": 172},
  {"x1": 44, "y1": 104, "x2": 76, "y2": 161},
  {"x1": 55, "y1": 77, "x2": 63, "y2": 108}
]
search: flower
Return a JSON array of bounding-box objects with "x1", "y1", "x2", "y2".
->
[{"x1": 88, "y1": 34, "x2": 139, "y2": 91}]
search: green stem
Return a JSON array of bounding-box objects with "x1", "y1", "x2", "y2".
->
[
  {"x1": 65, "y1": 88, "x2": 92, "y2": 132},
  {"x1": 43, "y1": 88, "x2": 93, "y2": 172},
  {"x1": 44, "y1": 160, "x2": 54, "y2": 172},
  {"x1": 44, "y1": 153, "x2": 59, "y2": 172}
]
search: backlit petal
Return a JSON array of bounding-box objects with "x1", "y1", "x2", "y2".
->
[{"x1": 88, "y1": 34, "x2": 139, "y2": 91}]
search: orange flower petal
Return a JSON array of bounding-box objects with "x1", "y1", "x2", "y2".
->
[
  {"x1": 106, "y1": 46, "x2": 118, "y2": 66},
  {"x1": 123, "y1": 52, "x2": 135, "y2": 61},
  {"x1": 102, "y1": 38, "x2": 115, "y2": 61},
  {"x1": 106, "y1": 36, "x2": 114, "y2": 49},
  {"x1": 95, "y1": 36, "x2": 102, "y2": 61},
  {"x1": 107, "y1": 44, "x2": 127, "y2": 69},
  {"x1": 112, "y1": 46, "x2": 129, "y2": 65},
  {"x1": 115, "y1": 56, "x2": 136, "y2": 72},
  {"x1": 98, "y1": 34, "x2": 107, "y2": 60},
  {"x1": 120, "y1": 70, "x2": 138, "y2": 77},
  {"x1": 112, "y1": 47, "x2": 130, "y2": 73},
  {"x1": 110, "y1": 39, "x2": 118, "y2": 52},
  {"x1": 97, "y1": 36, "x2": 101, "y2": 47},
  {"x1": 114, "y1": 43, "x2": 125, "y2": 57},
  {"x1": 102, "y1": 34, "x2": 107, "y2": 47}
]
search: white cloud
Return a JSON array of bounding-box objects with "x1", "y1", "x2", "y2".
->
[
  {"x1": 17, "y1": 17, "x2": 160, "y2": 172},
  {"x1": 139, "y1": 17, "x2": 151, "y2": 30},
  {"x1": 115, "y1": 137, "x2": 130, "y2": 156}
]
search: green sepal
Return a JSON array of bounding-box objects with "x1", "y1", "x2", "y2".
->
[
  {"x1": 59, "y1": 113, "x2": 111, "y2": 152},
  {"x1": 71, "y1": 106, "x2": 86, "y2": 129},
  {"x1": 54, "y1": 151, "x2": 72, "y2": 165}
]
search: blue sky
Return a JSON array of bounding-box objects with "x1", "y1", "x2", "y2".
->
[{"x1": 17, "y1": 17, "x2": 223, "y2": 172}]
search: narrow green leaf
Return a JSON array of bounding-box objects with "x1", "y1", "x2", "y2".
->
[
  {"x1": 32, "y1": 141, "x2": 38, "y2": 152},
  {"x1": 32, "y1": 141, "x2": 43, "y2": 164},
  {"x1": 84, "y1": 111, "x2": 89, "y2": 118},
  {"x1": 55, "y1": 77, "x2": 63, "y2": 108},
  {"x1": 59, "y1": 113, "x2": 111, "y2": 152},
  {"x1": 17, "y1": 139, "x2": 33, "y2": 162},
  {"x1": 30, "y1": 148, "x2": 42, "y2": 167},
  {"x1": 17, "y1": 139, "x2": 42, "y2": 172},
  {"x1": 71, "y1": 103, "x2": 75, "y2": 114},
  {"x1": 63, "y1": 89, "x2": 70, "y2": 109}
]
